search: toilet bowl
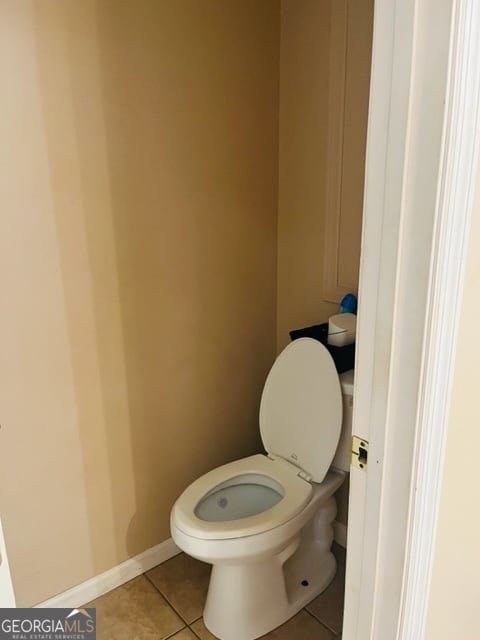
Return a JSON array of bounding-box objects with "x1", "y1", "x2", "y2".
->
[{"x1": 170, "y1": 338, "x2": 352, "y2": 640}]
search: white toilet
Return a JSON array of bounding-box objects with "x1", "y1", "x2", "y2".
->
[{"x1": 170, "y1": 337, "x2": 353, "y2": 640}]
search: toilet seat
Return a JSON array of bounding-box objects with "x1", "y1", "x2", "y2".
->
[
  {"x1": 172, "y1": 454, "x2": 312, "y2": 540},
  {"x1": 260, "y1": 338, "x2": 342, "y2": 482}
]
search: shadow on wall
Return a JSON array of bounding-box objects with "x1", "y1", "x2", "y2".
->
[{"x1": 31, "y1": 0, "x2": 278, "y2": 588}]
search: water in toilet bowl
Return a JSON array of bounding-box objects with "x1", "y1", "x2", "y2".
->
[{"x1": 195, "y1": 474, "x2": 283, "y2": 522}]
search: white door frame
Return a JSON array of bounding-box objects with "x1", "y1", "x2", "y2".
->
[
  {"x1": 344, "y1": 0, "x2": 480, "y2": 638},
  {"x1": 0, "y1": 517, "x2": 16, "y2": 607}
]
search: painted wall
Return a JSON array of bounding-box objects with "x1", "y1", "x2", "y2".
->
[
  {"x1": 0, "y1": 0, "x2": 279, "y2": 606},
  {"x1": 277, "y1": 0, "x2": 372, "y2": 533},
  {"x1": 277, "y1": 0, "x2": 337, "y2": 350},
  {"x1": 423, "y1": 177, "x2": 480, "y2": 640},
  {"x1": 277, "y1": 0, "x2": 372, "y2": 350}
]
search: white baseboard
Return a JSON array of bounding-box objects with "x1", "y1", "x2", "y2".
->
[
  {"x1": 333, "y1": 520, "x2": 348, "y2": 548},
  {"x1": 35, "y1": 537, "x2": 180, "y2": 608}
]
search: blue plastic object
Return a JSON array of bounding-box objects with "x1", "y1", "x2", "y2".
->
[{"x1": 339, "y1": 293, "x2": 357, "y2": 314}]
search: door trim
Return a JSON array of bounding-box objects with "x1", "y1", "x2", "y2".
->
[
  {"x1": 398, "y1": 0, "x2": 480, "y2": 637},
  {"x1": 0, "y1": 517, "x2": 16, "y2": 607},
  {"x1": 342, "y1": 0, "x2": 418, "y2": 635},
  {"x1": 343, "y1": 0, "x2": 480, "y2": 638}
]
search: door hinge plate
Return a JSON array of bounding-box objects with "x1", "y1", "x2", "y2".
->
[{"x1": 352, "y1": 436, "x2": 369, "y2": 470}]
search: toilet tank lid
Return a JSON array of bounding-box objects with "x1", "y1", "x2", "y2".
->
[{"x1": 259, "y1": 338, "x2": 343, "y2": 483}]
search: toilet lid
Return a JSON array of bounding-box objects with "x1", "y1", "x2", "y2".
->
[{"x1": 259, "y1": 338, "x2": 342, "y2": 483}]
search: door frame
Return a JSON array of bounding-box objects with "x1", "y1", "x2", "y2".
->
[
  {"x1": 0, "y1": 516, "x2": 16, "y2": 606},
  {"x1": 344, "y1": 0, "x2": 480, "y2": 638}
]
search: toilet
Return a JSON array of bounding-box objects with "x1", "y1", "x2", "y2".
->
[{"x1": 170, "y1": 337, "x2": 353, "y2": 640}]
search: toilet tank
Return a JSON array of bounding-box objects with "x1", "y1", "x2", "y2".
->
[{"x1": 331, "y1": 369, "x2": 354, "y2": 471}]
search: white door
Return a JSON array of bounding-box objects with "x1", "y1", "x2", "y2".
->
[
  {"x1": 0, "y1": 517, "x2": 16, "y2": 606},
  {"x1": 343, "y1": 0, "x2": 480, "y2": 638}
]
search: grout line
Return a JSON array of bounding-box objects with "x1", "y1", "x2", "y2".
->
[
  {"x1": 162, "y1": 628, "x2": 188, "y2": 640},
  {"x1": 187, "y1": 625, "x2": 203, "y2": 640},
  {"x1": 143, "y1": 572, "x2": 192, "y2": 627},
  {"x1": 187, "y1": 614, "x2": 203, "y2": 639},
  {"x1": 304, "y1": 606, "x2": 340, "y2": 637}
]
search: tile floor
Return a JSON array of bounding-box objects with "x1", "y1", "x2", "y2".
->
[{"x1": 88, "y1": 544, "x2": 345, "y2": 640}]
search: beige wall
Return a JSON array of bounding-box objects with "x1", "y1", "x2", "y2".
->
[
  {"x1": 423, "y1": 177, "x2": 480, "y2": 640},
  {"x1": 277, "y1": 0, "x2": 372, "y2": 350},
  {"x1": 0, "y1": 0, "x2": 279, "y2": 606},
  {"x1": 277, "y1": 0, "x2": 372, "y2": 530},
  {"x1": 277, "y1": 0, "x2": 337, "y2": 350}
]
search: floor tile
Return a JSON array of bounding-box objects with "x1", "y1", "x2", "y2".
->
[
  {"x1": 87, "y1": 575, "x2": 184, "y2": 640},
  {"x1": 190, "y1": 611, "x2": 334, "y2": 640},
  {"x1": 146, "y1": 552, "x2": 211, "y2": 623},
  {"x1": 170, "y1": 630, "x2": 198, "y2": 640},
  {"x1": 262, "y1": 611, "x2": 335, "y2": 639},
  {"x1": 190, "y1": 618, "x2": 216, "y2": 640},
  {"x1": 305, "y1": 544, "x2": 346, "y2": 635}
]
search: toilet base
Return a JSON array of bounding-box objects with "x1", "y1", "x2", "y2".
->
[{"x1": 203, "y1": 497, "x2": 338, "y2": 640}]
